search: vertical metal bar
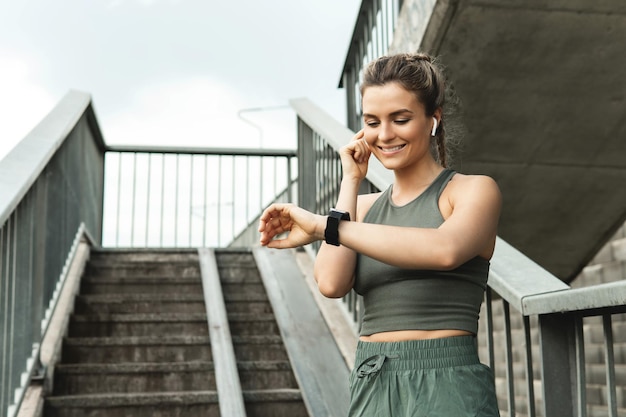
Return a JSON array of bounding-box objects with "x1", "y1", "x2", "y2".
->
[
  {"x1": 372, "y1": 0, "x2": 379, "y2": 57},
  {"x1": 174, "y1": 154, "x2": 180, "y2": 247},
  {"x1": 246, "y1": 156, "x2": 250, "y2": 222},
  {"x1": 523, "y1": 315, "x2": 536, "y2": 417},
  {"x1": 8, "y1": 212, "x2": 17, "y2": 409},
  {"x1": 574, "y1": 316, "x2": 587, "y2": 417},
  {"x1": 287, "y1": 157, "x2": 293, "y2": 203},
  {"x1": 232, "y1": 156, "x2": 236, "y2": 241},
  {"x1": 376, "y1": 0, "x2": 382, "y2": 53},
  {"x1": 502, "y1": 300, "x2": 516, "y2": 416},
  {"x1": 116, "y1": 153, "x2": 123, "y2": 246},
  {"x1": 217, "y1": 155, "x2": 222, "y2": 246},
  {"x1": 273, "y1": 157, "x2": 277, "y2": 202},
  {"x1": 259, "y1": 156, "x2": 263, "y2": 215},
  {"x1": 1, "y1": 223, "x2": 8, "y2": 417},
  {"x1": 160, "y1": 154, "x2": 166, "y2": 247},
  {"x1": 145, "y1": 154, "x2": 151, "y2": 246},
  {"x1": 189, "y1": 155, "x2": 194, "y2": 247},
  {"x1": 485, "y1": 288, "x2": 495, "y2": 371},
  {"x1": 602, "y1": 314, "x2": 617, "y2": 417},
  {"x1": 203, "y1": 155, "x2": 208, "y2": 247},
  {"x1": 130, "y1": 153, "x2": 137, "y2": 246}
]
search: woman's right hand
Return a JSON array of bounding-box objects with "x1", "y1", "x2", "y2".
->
[
  {"x1": 258, "y1": 203, "x2": 324, "y2": 249},
  {"x1": 339, "y1": 129, "x2": 371, "y2": 182}
]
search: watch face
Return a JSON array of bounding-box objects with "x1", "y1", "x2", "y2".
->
[{"x1": 330, "y1": 209, "x2": 350, "y2": 221}]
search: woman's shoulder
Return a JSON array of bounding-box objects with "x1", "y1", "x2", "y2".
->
[
  {"x1": 450, "y1": 172, "x2": 499, "y2": 188},
  {"x1": 446, "y1": 172, "x2": 501, "y2": 206}
]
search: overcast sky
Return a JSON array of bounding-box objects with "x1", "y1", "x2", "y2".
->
[{"x1": 0, "y1": 0, "x2": 361, "y2": 160}]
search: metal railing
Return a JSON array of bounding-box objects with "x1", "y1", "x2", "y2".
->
[
  {"x1": 0, "y1": 91, "x2": 105, "y2": 417},
  {"x1": 339, "y1": 0, "x2": 403, "y2": 131},
  {"x1": 102, "y1": 146, "x2": 296, "y2": 248},
  {"x1": 0, "y1": 91, "x2": 296, "y2": 417},
  {"x1": 291, "y1": 96, "x2": 626, "y2": 417}
]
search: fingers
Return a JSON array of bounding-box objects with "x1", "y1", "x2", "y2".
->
[
  {"x1": 352, "y1": 129, "x2": 365, "y2": 141},
  {"x1": 258, "y1": 203, "x2": 291, "y2": 246},
  {"x1": 352, "y1": 138, "x2": 371, "y2": 164}
]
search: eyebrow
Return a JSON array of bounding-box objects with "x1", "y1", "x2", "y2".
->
[{"x1": 362, "y1": 108, "x2": 414, "y2": 118}]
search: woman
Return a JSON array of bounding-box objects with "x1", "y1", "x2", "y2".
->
[{"x1": 258, "y1": 52, "x2": 501, "y2": 416}]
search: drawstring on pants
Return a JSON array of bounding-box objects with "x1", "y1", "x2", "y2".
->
[{"x1": 356, "y1": 354, "x2": 398, "y2": 378}]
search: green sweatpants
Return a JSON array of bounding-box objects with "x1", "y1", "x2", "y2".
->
[{"x1": 348, "y1": 336, "x2": 500, "y2": 417}]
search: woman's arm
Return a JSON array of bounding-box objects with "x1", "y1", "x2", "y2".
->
[
  {"x1": 259, "y1": 174, "x2": 501, "y2": 271},
  {"x1": 334, "y1": 174, "x2": 501, "y2": 269}
]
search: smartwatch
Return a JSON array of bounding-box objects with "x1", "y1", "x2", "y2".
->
[{"x1": 324, "y1": 208, "x2": 350, "y2": 246}]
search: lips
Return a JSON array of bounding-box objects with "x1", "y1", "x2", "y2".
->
[{"x1": 378, "y1": 144, "x2": 406, "y2": 153}]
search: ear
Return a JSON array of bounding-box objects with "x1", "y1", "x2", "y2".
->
[{"x1": 431, "y1": 109, "x2": 442, "y2": 137}]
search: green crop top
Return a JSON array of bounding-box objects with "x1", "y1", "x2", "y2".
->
[{"x1": 354, "y1": 169, "x2": 490, "y2": 336}]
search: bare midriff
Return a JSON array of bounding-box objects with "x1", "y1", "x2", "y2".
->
[{"x1": 359, "y1": 329, "x2": 473, "y2": 342}]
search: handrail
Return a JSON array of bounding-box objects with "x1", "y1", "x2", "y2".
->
[
  {"x1": 0, "y1": 91, "x2": 106, "y2": 417},
  {"x1": 198, "y1": 249, "x2": 247, "y2": 417},
  {"x1": 107, "y1": 144, "x2": 296, "y2": 158},
  {"x1": 0, "y1": 90, "x2": 105, "y2": 227},
  {"x1": 488, "y1": 237, "x2": 569, "y2": 314},
  {"x1": 524, "y1": 280, "x2": 626, "y2": 316},
  {"x1": 253, "y1": 247, "x2": 350, "y2": 417}
]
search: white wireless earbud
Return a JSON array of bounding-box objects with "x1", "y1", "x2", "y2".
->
[{"x1": 431, "y1": 117, "x2": 438, "y2": 137}]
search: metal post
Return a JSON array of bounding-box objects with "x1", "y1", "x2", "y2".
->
[
  {"x1": 538, "y1": 313, "x2": 576, "y2": 417},
  {"x1": 297, "y1": 118, "x2": 316, "y2": 213}
]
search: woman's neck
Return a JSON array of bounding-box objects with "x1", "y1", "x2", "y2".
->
[{"x1": 391, "y1": 162, "x2": 444, "y2": 205}]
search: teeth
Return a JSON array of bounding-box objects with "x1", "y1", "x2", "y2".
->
[{"x1": 381, "y1": 145, "x2": 404, "y2": 152}]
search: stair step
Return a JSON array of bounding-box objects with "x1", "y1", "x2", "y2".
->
[
  {"x1": 227, "y1": 313, "x2": 280, "y2": 336},
  {"x1": 85, "y1": 263, "x2": 201, "y2": 278},
  {"x1": 219, "y1": 266, "x2": 261, "y2": 282},
  {"x1": 45, "y1": 249, "x2": 310, "y2": 416},
  {"x1": 74, "y1": 293, "x2": 206, "y2": 314},
  {"x1": 238, "y1": 361, "x2": 299, "y2": 390},
  {"x1": 586, "y1": 364, "x2": 626, "y2": 386},
  {"x1": 53, "y1": 361, "x2": 299, "y2": 394},
  {"x1": 585, "y1": 321, "x2": 626, "y2": 344},
  {"x1": 68, "y1": 313, "x2": 209, "y2": 337},
  {"x1": 44, "y1": 391, "x2": 220, "y2": 417},
  {"x1": 221, "y1": 282, "x2": 267, "y2": 298},
  {"x1": 587, "y1": 383, "x2": 626, "y2": 408},
  {"x1": 584, "y1": 342, "x2": 626, "y2": 365},
  {"x1": 586, "y1": 405, "x2": 626, "y2": 417},
  {"x1": 80, "y1": 277, "x2": 202, "y2": 294},
  {"x1": 54, "y1": 362, "x2": 216, "y2": 395},
  {"x1": 243, "y1": 389, "x2": 309, "y2": 417},
  {"x1": 216, "y1": 252, "x2": 257, "y2": 267},
  {"x1": 44, "y1": 389, "x2": 307, "y2": 417},
  {"x1": 229, "y1": 335, "x2": 290, "y2": 362},
  {"x1": 89, "y1": 250, "x2": 199, "y2": 264},
  {"x1": 61, "y1": 335, "x2": 288, "y2": 363},
  {"x1": 61, "y1": 336, "x2": 212, "y2": 363}
]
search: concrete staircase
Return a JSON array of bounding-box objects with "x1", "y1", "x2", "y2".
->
[
  {"x1": 478, "y1": 224, "x2": 626, "y2": 417},
  {"x1": 43, "y1": 249, "x2": 319, "y2": 416}
]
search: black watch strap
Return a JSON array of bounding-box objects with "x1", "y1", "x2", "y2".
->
[{"x1": 324, "y1": 209, "x2": 350, "y2": 246}]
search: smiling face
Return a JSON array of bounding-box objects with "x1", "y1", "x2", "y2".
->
[{"x1": 362, "y1": 82, "x2": 438, "y2": 174}]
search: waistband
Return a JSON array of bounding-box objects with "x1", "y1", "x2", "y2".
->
[{"x1": 354, "y1": 336, "x2": 479, "y2": 375}]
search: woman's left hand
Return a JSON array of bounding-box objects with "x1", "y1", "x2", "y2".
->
[
  {"x1": 258, "y1": 203, "x2": 323, "y2": 249},
  {"x1": 339, "y1": 129, "x2": 371, "y2": 183}
]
